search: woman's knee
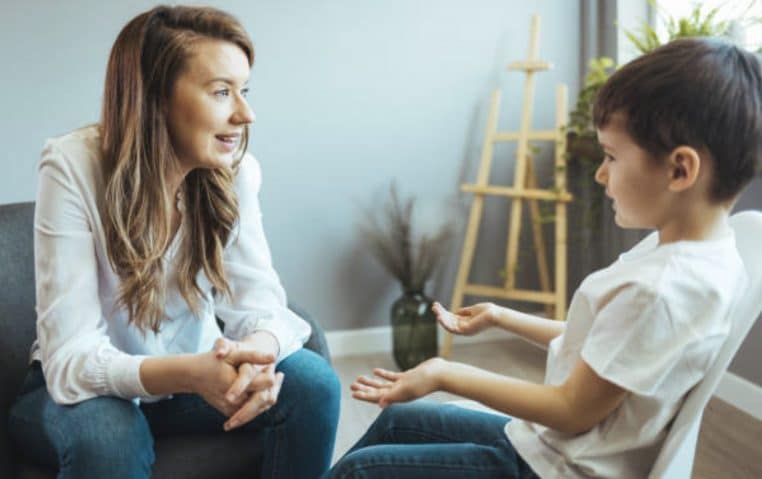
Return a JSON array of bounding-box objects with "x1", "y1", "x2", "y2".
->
[
  {"x1": 62, "y1": 396, "x2": 154, "y2": 467},
  {"x1": 279, "y1": 349, "x2": 341, "y2": 409},
  {"x1": 271, "y1": 349, "x2": 341, "y2": 435}
]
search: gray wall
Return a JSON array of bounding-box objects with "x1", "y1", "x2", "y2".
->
[
  {"x1": 3, "y1": 1, "x2": 758, "y2": 385},
  {"x1": 0, "y1": 0, "x2": 580, "y2": 328}
]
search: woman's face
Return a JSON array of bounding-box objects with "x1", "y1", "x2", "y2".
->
[{"x1": 166, "y1": 39, "x2": 254, "y2": 172}]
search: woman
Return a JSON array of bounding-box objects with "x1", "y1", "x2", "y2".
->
[{"x1": 8, "y1": 6, "x2": 339, "y2": 478}]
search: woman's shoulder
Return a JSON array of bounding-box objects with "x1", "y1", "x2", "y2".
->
[
  {"x1": 39, "y1": 124, "x2": 104, "y2": 206},
  {"x1": 44, "y1": 124, "x2": 101, "y2": 156},
  {"x1": 233, "y1": 151, "x2": 263, "y2": 196},
  {"x1": 42, "y1": 125, "x2": 103, "y2": 174}
]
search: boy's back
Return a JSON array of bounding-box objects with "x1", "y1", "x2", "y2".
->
[{"x1": 506, "y1": 230, "x2": 746, "y2": 478}]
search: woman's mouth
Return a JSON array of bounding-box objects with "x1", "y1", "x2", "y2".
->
[{"x1": 215, "y1": 134, "x2": 240, "y2": 152}]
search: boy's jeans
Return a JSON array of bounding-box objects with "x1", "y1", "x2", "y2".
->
[
  {"x1": 8, "y1": 348, "x2": 340, "y2": 479},
  {"x1": 326, "y1": 401, "x2": 539, "y2": 478}
]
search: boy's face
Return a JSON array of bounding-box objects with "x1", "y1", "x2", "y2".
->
[{"x1": 595, "y1": 113, "x2": 672, "y2": 229}]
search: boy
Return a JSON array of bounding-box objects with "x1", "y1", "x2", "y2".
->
[{"x1": 326, "y1": 38, "x2": 762, "y2": 479}]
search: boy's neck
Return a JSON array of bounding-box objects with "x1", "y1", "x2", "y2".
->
[{"x1": 657, "y1": 200, "x2": 732, "y2": 244}]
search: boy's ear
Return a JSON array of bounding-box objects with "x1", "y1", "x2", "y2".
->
[{"x1": 667, "y1": 146, "x2": 701, "y2": 193}]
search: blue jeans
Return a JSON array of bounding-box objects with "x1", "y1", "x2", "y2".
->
[
  {"x1": 325, "y1": 401, "x2": 539, "y2": 479},
  {"x1": 8, "y1": 348, "x2": 340, "y2": 479}
]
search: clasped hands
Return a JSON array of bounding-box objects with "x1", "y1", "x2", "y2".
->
[
  {"x1": 351, "y1": 301, "x2": 496, "y2": 407},
  {"x1": 196, "y1": 336, "x2": 283, "y2": 432}
]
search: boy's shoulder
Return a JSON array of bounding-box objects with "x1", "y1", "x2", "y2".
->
[{"x1": 581, "y1": 231, "x2": 744, "y2": 311}]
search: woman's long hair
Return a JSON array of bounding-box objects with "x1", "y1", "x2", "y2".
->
[{"x1": 100, "y1": 6, "x2": 253, "y2": 333}]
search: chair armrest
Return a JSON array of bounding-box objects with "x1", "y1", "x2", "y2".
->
[{"x1": 288, "y1": 302, "x2": 331, "y2": 365}]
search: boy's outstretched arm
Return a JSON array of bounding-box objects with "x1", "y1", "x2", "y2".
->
[
  {"x1": 352, "y1": 358, "x2": 626, "y2": 435},
  {"x1": 434, "y1": 302, "x2": 565, "y2": 348}
]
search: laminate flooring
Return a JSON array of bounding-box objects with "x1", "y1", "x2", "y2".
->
[{"x1": 331, "y1": 339, "x2": 762, "y2": 478}]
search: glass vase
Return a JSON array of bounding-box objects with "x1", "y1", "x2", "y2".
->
[{"x1": 390, "y1": 290, "x2": 438, "y2": 370}]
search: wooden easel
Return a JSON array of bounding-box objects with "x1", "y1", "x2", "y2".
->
[{"x1": 442, "y1": 15, "x2": 571, "y2": 357}]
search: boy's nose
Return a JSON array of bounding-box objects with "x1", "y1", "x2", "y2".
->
[{"x1": 594, "y1": 160, "x2": 607, "y2": 185}]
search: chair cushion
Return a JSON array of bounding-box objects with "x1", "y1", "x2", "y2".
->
[{"x1": 17, "y1": 434, "x2": 264, "y2": 479}]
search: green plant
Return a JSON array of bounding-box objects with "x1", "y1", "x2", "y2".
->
[
  {"x1": 629, "y1": 1, "x2": 735, "y2": 55},
  {"x1": 569, "y1": 3, "x2": 739, "y2": 148},
  {"x1": 568, "y1": 57, "x2": 616, "y2": 139}
]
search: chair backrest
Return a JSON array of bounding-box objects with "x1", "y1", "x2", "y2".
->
[
  {"x1": 649, "y1": 210, "x2": 762, "y2": 478},
  {"x1": 0, "y1": 201, "x2": 37, "y2": 477}
]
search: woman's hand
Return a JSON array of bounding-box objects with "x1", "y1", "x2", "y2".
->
[
  {"x1": 350, "y1": 357, "x2": 447, "y2": 408},
  {"x1": 213, "y1": 337, "x2": 284, "y2": 431},
  {"x1": 190, "y1": 351, "x2": 247, "y2": 417},
  {"x1": 433, "y1": 301, "x2": 498, "y2": 336}
]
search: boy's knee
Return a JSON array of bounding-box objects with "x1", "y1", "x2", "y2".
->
[
  {"x1": 327, "y1": 450, "x2": 371, "y2": 479},
  {"x1": 369, "y1": 402, "x2": 417, "y2": 434}
]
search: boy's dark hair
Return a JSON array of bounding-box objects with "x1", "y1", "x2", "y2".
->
[{"x1": 593, "y1": 37, "x2": 762, "y2": 202}]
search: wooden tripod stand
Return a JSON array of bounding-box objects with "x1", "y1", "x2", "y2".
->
[{"x1": 442, "y1": 15, "x2": 571, "y2": 357}]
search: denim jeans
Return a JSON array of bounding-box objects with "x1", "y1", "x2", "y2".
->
[
  {"x1": 8, "y1": 348, "x2": 340, "y2": 479},
  {"x1": 325, "y1": 401, "x2": 540, "y2": 479}
]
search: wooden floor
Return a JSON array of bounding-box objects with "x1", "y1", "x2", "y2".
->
[{"x1": 332, "y1": 339, "x2": 762, "y2": 478}]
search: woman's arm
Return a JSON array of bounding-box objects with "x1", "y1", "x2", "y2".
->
[
  {"x1": 434, "y1": 302, "x2": 565, "y2": 348},
  {"x1": 34, "y1": 142, "x2": 154, "y2": 404},
  {"x1": 214, "y1": 154, "x2": 310, "y2": 361}
]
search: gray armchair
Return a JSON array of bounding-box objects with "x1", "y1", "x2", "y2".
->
[{"x1": 0, "y1": 201, "x2": 331, "y2": 478}]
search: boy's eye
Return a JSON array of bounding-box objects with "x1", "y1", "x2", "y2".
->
[
  {"x1": 241, "y1": 87, "x2": 250, "y2": 98},
  {"x1": 214, "y1": 89, "x2": 230, "y2": 98},
  {"x1": 605, "y1": 153, "x2": 616, "y2": 162}
]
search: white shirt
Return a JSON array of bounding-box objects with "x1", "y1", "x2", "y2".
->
[
  {"x1": 31, "y1": 125, "x2": 310, "y2": 405},
  {"x1": 506, "y1": 230, "x2": 746, "y2": 478}
]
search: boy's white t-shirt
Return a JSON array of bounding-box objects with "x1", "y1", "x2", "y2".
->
[{"x1": 505, "y1": 230, "x2": 746, "y2": 479}]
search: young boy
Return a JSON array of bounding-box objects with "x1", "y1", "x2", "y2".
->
[{"x1": 326, "y1": 38, "x2": 762, "y2": 478}]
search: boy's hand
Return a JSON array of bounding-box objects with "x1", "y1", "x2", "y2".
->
[
  {"x1": 433, "y1": 301, "x2": 496, "y2": 336},
  {"x1": 351, "y1": 357, "x2": 447, "y2": 408}
]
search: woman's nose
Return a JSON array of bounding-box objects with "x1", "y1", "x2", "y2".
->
[{"x1": 232, "y1": 99, "x2": 255, "y2": 125}]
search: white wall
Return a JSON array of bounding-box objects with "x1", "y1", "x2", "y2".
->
[{"x1": 0, "y1": 0, "x2": 580, "y2": 331}]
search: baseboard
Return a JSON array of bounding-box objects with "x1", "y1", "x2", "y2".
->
[
  {"x1": 326, "y1": 326, "x2": 762, "y2": 421},
  {"x1": 715, "y1": 371, "x2": 762, "y2": 421}
]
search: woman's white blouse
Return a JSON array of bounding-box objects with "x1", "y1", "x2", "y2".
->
[{"x1": 31, "y1": 125, "x2": 310, "y2": 405}]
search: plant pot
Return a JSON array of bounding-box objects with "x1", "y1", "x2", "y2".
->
[{"x1": 390, "y1": 290, "x2": 438, "y2": 370}]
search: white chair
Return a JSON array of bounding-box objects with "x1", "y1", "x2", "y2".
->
[{"x1": 649, "y1": 210, "x2": 762, "y2": 478}]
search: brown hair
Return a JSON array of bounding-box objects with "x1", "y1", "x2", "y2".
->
[
  {"x1": 100, "y1": 5, "x2": 254, "y2": 332},
  {"x1": 593, "y1": 37, "x2": 762, "y2": 202}
]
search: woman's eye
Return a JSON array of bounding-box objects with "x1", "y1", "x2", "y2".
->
[
  {"x1": 241, "y1": 87, "x2": 250, "y2": 98},
  {"x1": 214, "y1": 89, "x2": 230, "y2": 97},
  {"x1": 605, "y1": 153, "x2": 615, "y2": 162}
]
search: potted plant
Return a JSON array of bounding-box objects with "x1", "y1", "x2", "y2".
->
[
  {"x1": 569, "y1": 2, "x2": 735, "y2": 152},
  {"x1": 361, "y1": 183, "x2": 452, "y2": 370}
]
